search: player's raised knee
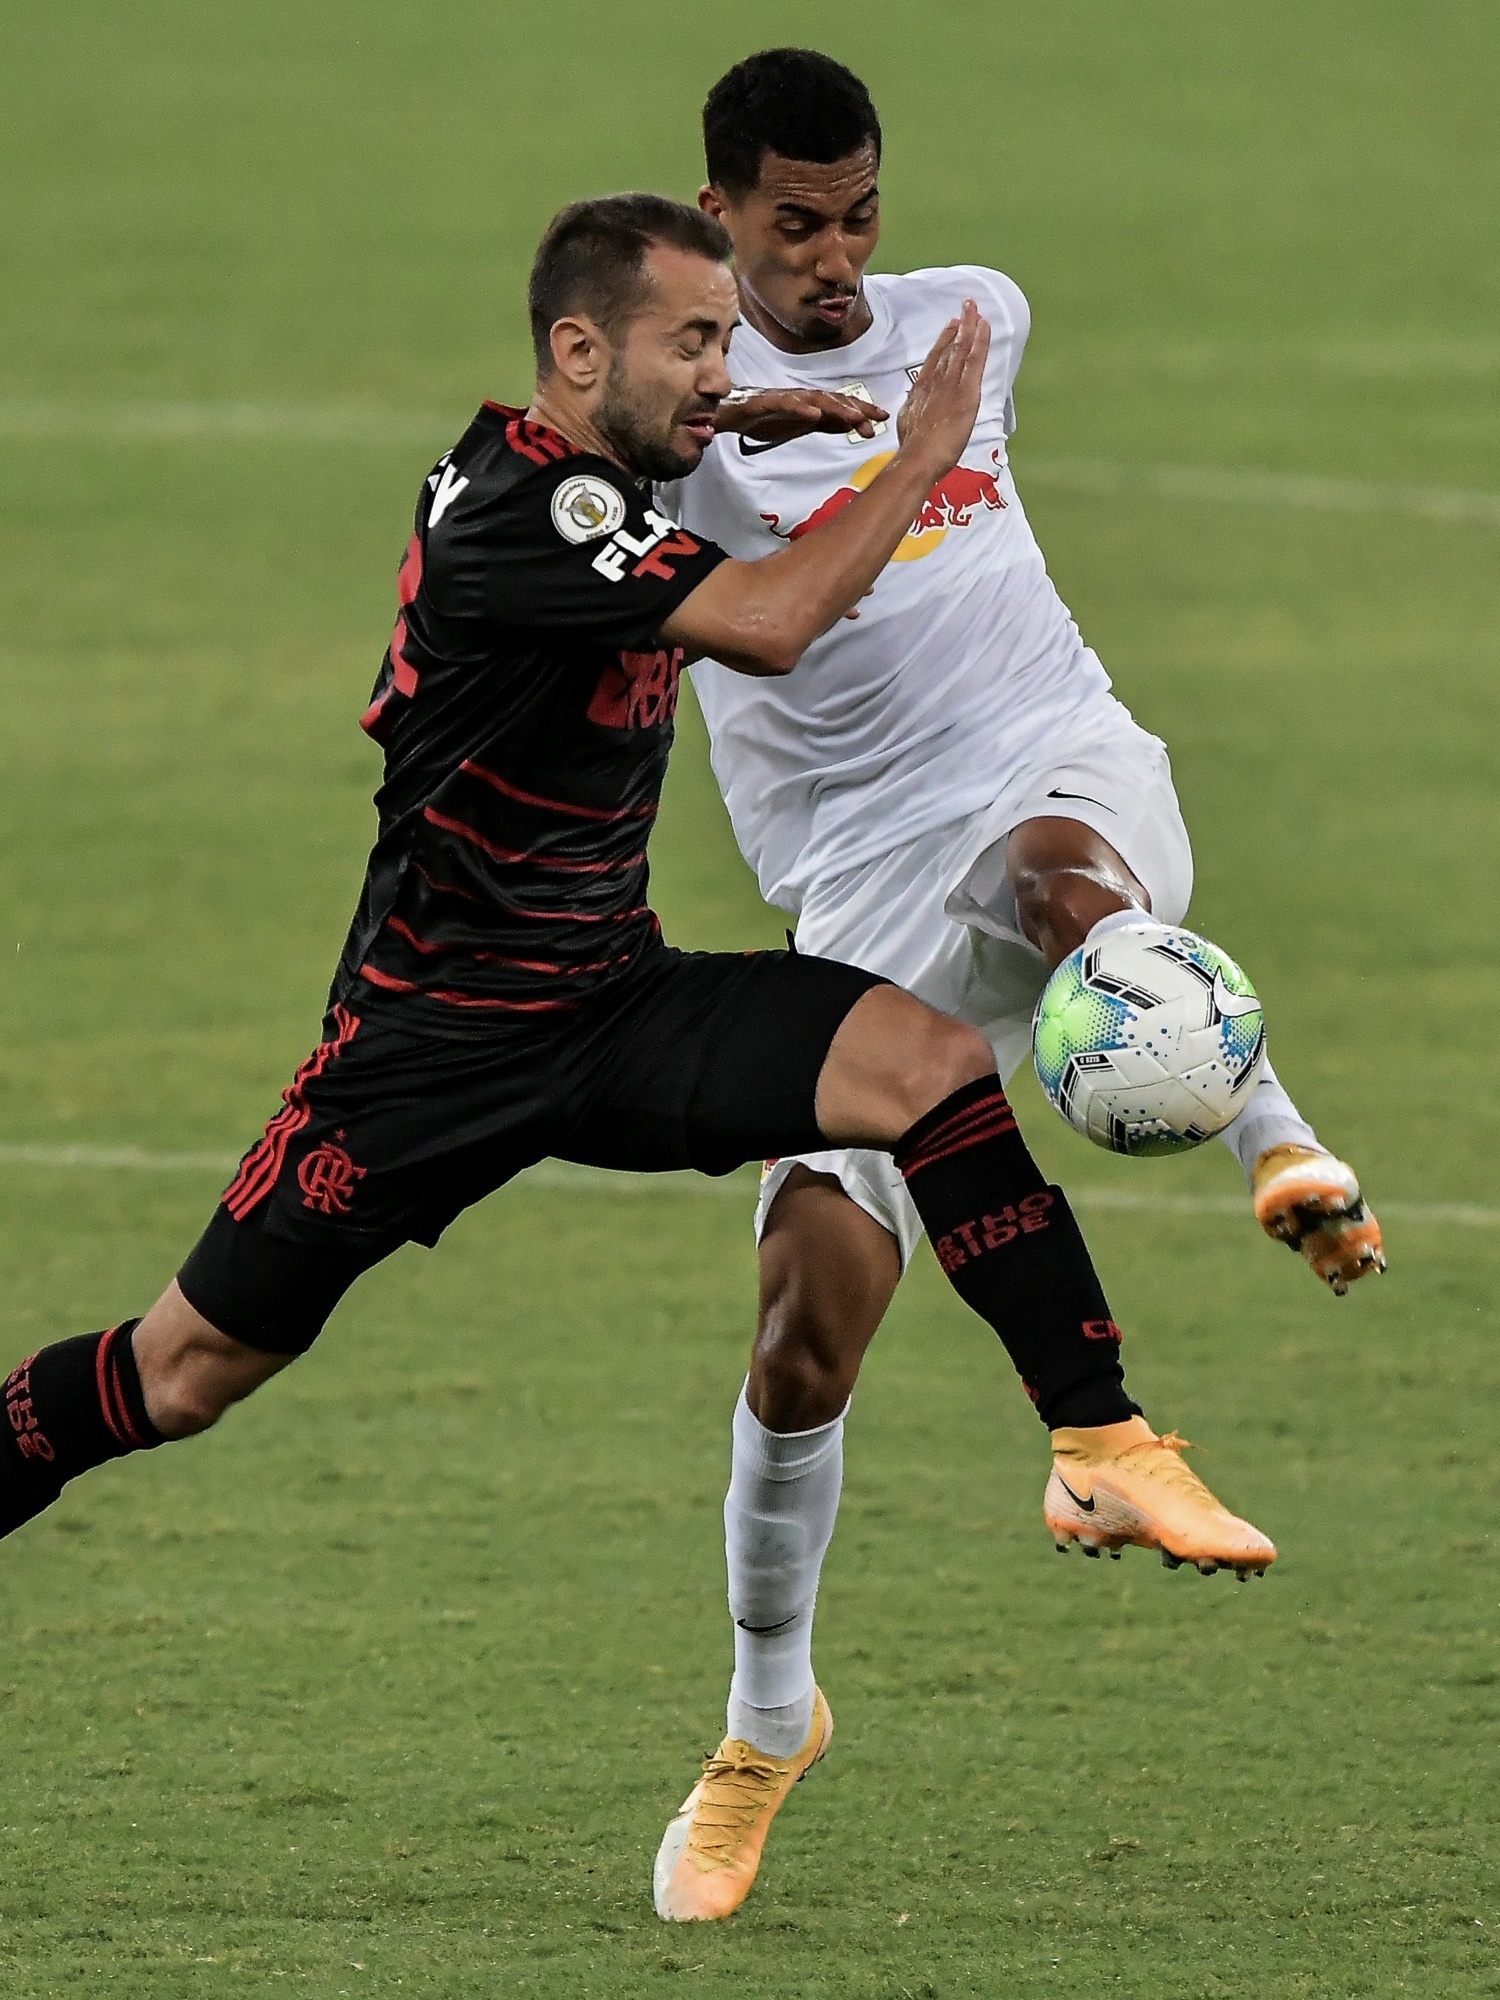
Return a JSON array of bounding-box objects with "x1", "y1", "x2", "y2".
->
[
  {"x1": 816, "y1": 986, "x2": 994, "y2": 1146},
  {"x1": 133, "y1": 1287, "x2": 289, "y2": 1439},
  {"x1": 749, "y1": 1318, "x2": 856, "y2": 1432},
  {"x1": 1009, "y1": 841, "x2": 1148, "y2": 968},
  {"x1": 907, "y1": 1006, "x2": 995, "y2": 1113},
  {"x1": 141, "y1": 1368, "x2": 232, "y2": 1439}
]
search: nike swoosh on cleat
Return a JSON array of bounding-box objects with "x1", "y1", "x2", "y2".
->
[
  {"x1": 1056, "y1": 1476, "x2": 1096, "y2": 1513},
  {"x1": 737, "y1": 434, "x2": 784, "y2": 457},
  {"x1": 1211, "y1": 969, "x2": 1262, "y2": 1018},
  {"x1": 1045, "y1": 787, "x2": 1114, "y2": 812}
]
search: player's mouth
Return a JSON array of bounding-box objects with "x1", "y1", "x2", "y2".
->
[
  {"x1": 808, "y1": 290, "x2": 857, "y2": 328},
  {"x1": 678, "y1": 407, "x2": 719, "y2": 447}
]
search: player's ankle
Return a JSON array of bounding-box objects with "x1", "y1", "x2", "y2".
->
[
  {"x1": 0, "y1": 1322, "x2": 162, "y2": 1537},
  {"x1": 727, "y1": 1689, "x2": 816, "y2": 1759},
  {"x1": 1050, "y1": 1414, "x2": 1154, "y2": 1456},
  {"x1": 1254, "y1": 1141, "x2": 1325, "y2": 1174},
  {"x1": 1042, "y1": 1377, "x2": 1142, "y2": 1430}
]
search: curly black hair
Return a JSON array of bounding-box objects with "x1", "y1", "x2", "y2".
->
[{"x1": 703, "y1": 49, "x2": 881, "y2": 197}]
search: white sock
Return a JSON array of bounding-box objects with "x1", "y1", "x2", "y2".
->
[
  {"x1": 1219, "y1": 1057, "x2": 1320, "y2": 1179},
  {"x1": 723, "y1": 1384, "x2": 844, "y2": 1758},
  {"x1": 1080, "y1": 911, "x2": 1322, "y2": 1182},
  {"x1": 1084, "y1": 905, "x2": 1151, "y2": 941}
]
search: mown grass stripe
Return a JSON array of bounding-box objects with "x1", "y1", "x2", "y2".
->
[
  {"x1": 0, "y1": 1142, "x2": 1491, "y2": 1228},
  {"x1": 0, "y1": 403, "x2": 1496, "y2": 529}
]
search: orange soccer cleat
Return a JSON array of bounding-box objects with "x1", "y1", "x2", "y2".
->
[
  {"x1": 653, "y1": 1691, "x2": 833, "y2": 1922},
  {"x1": 1252, "y1": 1144, "x2": 1387, "y2": 1296},
  {"x1": 1045, "y1": 1418, "x2": 1276, "y2": 1578}
]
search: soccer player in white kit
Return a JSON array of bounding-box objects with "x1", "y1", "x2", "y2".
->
[{"x1": 652, "y1": 49, "x2": 1386, "y2": 1922}]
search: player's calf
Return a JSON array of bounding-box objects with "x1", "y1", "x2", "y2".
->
[
  {"x1": 0, "y1": 1320, "x2": 164, "y2": 1536},
  {"x1": 891, "y1": 1075, "x2": 1140, "y2": 1428},
  {"x1": 0, "y1": 1283, "x2": 289, "y2": 1540}
]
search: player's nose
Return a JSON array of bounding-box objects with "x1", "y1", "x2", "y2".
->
[
  {"x1": 814, "y1": 234, "x2": 860, "y2": 288},
  {"x1": 698, "y1": 352, "x2": 733, "y2": 400}
]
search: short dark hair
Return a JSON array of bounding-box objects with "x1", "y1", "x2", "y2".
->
[
  {"x1": 703, "y1": 48, "x2": 881, "y2": 198},
  {"x1": 528, "y1": 193, "x2": 731, "y2": 372}
]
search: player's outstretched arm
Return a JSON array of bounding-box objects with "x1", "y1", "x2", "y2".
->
[
  {"x1": 712, "y1": 387, "x2": 888, "y2": 450},
  {"x1": 661, "y1": 302, "x2": 990, "y2": 677}
]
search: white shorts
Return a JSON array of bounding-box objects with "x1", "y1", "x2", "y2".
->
[{"x1": 755, "y1": 697, "x2": 1195, "y2": 1266}]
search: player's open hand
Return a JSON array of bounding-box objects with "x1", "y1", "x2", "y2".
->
[
  {"x1": 896, "y1": 301, "x2": 990, "y2": 474},
  {"x1": 714, "y1": 388, "x2": 888, "y2": 449}
]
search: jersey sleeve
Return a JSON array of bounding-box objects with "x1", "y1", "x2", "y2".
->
[
  {"x1": 471, "y1": 458, "x2": 728, "y2": 651},
  {"x1": 947, "y1": 265, "x2": 1031, "y2": 437}
]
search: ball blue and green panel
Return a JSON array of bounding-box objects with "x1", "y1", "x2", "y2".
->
[{"x1": 1032, "y1": 948, "x2": 1133, "y2": 1099}]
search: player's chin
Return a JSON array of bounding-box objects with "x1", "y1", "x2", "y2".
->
[
  {"x1": 794, "y1": 306, "x2": 850, "y2": 347},
  {"x1": 662, "y1": 428, "x2": 712, "y2": 477}
]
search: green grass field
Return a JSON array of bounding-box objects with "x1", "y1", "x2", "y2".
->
[{"x1": 2, "y1": 2, "x2": 1498, "y2": 1992}]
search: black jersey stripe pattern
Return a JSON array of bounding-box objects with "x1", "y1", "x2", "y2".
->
[{"x1": 331, "y1": 405, "x2": 727, "y2": 1024}]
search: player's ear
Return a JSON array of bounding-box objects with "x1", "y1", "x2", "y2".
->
[
  {"x1": 698, "y1": 184, "x2": 728, "y2": 224},
  {"x1": 548, "y1": 316, "x2": 607, "y2": 393}
]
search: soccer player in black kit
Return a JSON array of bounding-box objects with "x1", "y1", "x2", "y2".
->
[{"x1": 0, "y1": 195, "x2": 1271, "y2": 1921}]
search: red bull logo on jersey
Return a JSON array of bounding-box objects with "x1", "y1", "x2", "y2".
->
[{"x1": 762, "y1": 449, "x2": 1007, "y2": 563}]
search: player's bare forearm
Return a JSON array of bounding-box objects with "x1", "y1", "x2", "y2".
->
[
  {"x1": 664, "y1": 302, "x2": 991, "y2": 675},
  {"x1": 662, "y1": 448, "x2": 953, "y2": 674},
  {"x1": 711, "y1": 387, "x2": 888, "y2": 450}
]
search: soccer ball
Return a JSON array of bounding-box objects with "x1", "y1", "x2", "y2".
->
[{"x1": 1032, "y1": 921, "x2": 1267, "y2": 1156}]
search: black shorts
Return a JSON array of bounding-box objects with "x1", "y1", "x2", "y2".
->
[{"x1": 177, "y1": 944, "x2": 884, "y2": 1355}]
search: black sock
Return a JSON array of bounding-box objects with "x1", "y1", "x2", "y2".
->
[
  {"x1": 894, "y1": 1079, "x2": 1142, "y2": 1429},
  {"x1": 0, "y1": 1321, "x2": 163, "y2": 1536}
]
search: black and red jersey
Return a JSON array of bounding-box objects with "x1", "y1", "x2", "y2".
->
[{"x1": 329, "y1": 403, "x2": 728, "y2": 1027}]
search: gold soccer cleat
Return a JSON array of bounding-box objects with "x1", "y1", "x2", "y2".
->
[
  {"x1": 1252, "y1": 1144, "x2": 1387, "y2": 1296},
  {"x1": 653, "y1": 1690, "x2": 833, "y2": 1922},
  {"x1": 1045, "y1": 1418, "x2": 1276, "y2": 1579}
]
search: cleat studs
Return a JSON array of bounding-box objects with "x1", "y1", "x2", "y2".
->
[
  {"x1": 1161, "y1": 1552, "x2": 1184, "y2": 1569},
  {"x1": 1236, "y1": 1568, "x2": 1249, "y2": 1582},
  {"x1": 1082, "y1": 1542, "x2": 1101, "y2": 1559},
  {"x1": 1196, "y1": 1561, "x2": 1218, "y2": 1576},
  {"x1": 1107, "y1": 1547, "x2": 1122, "y2": 1561},
  {"x1": 1055, "y1": 1541, "x2": 1070, "y2": 1554}
]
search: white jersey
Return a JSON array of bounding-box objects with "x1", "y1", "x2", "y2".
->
[{"x1": 662, "y1": 265, "x2": 1112, "y2": 914}]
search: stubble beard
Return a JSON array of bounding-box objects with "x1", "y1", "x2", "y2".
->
[{"x1": 596, "y1": 360, "x2": 702, "y2": 484}]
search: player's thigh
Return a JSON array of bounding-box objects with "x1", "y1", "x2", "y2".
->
[
  {"x1": 566, "y1": 948, "x2": 890, "y2": 1177},
  {"x1": 1005, "y1": 728, "x2": 1195, "y2": 938},
  {"x1": 1056, "y1": 726, "x2": 1194, "y2": 926},
  {"x1": 198, "y1": 1007, "x2": 568, "y2": 1355},
  {"x1": 176, "y1": 1199, "x2": 393, "y2": 1358},
  {"x1": 1006, "y1": 813, "x2": 1149, "y2": 906}
]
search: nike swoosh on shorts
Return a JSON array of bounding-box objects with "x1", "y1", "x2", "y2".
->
[{"x1": 1046, "y1": 787, "x2": 1114, "y2": 812}]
